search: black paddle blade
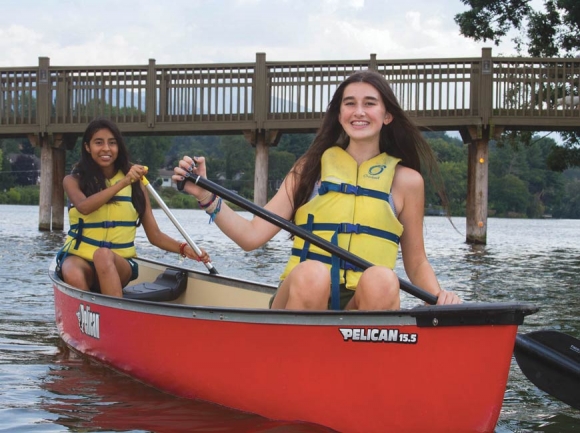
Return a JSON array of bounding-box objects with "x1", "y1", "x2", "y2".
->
[{"x1": 514, "y1": 331, "x2": 580, "y2": 409}]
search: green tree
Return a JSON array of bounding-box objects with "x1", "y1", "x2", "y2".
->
[
  {"x1": 455, "y1": 0, "x2": 580, "y2": 57},
  {"x1": 268, "y1": 149, "x2": 296, "y2": 196},
  {"x1": 490, "y1": 174, "x2": 531, "y2": 216},
  {"x1": 277, "y1": 134, "x2": 314, "y2": 159},
  {"x1": 455, "y1": 1, "x2": 580, "y2": 170},
  {"x1": 440, "y1": 161, "x2": 468, "y2": 215},
  {"x1": 126, "y1": 136, "x2": 172, "y2": 180},
  {"x1": 553, "y1": 180, "x2": 580, "y2": 218},
  {"x1": 11, "y1": 154, "x2": 39, "y2": 186}
]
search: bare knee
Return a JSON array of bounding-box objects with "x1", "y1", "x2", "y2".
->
[
  {"x1": 282, "y1": 261, "x2": 330, "y2": 310},
  {"x1": 92, "y1": 248, "x2": 115, "y2": 270},
  {"x1": 353, "y1": 266, "x2": 400, "y2": 310},
  {"x1": 61, "y1": 256, "x2": 93, "y2": 291}
]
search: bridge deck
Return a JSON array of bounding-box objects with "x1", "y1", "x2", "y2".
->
[{"x1": 1, "y1": 49, "x2": 579, "y2": 138}]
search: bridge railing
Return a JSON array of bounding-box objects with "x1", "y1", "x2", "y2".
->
[
  {"x1": 1, "y1": 49, "x2": 579, "y2": 137},
  {"x1": 491, "y1": 57, "x2": 580, "y2": 128}
]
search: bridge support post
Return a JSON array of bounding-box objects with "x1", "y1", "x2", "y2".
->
[
  {"x1": 461, "y1": 126, "x2": 489, "y2": 244},
  {"x1": 30, "y1": 133, "x2": 76, "y2": 231},
  {"x1": 36, "y1": 134, "x2": 54, "y2": 231},
  {"x1": 244, "y1": 130, "x2": 281, "y2": 206},
  {"x1": 461, "y1": 125, "x2": 504, "y2": 244}
]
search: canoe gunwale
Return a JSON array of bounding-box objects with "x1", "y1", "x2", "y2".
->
[{"x1": 49, "y1": 257, "x2": 537, "y2": 327}]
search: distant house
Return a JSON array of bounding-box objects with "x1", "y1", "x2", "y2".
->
[{"x1": 157, "y1": 169, "x2": 177, "y2": 188}]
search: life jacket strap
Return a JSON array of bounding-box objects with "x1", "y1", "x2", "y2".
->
[
  {"x1": 318, "y1": 181, "x2": 391, "y2": 202},
  {"x1": 297, "y1": 222, "x2": 400, "y2": 244}
]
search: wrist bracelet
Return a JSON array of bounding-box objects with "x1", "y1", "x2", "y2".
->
[
  {"x1": 198, "y1": 193, "x2": 216, "y2": 209},
  {"x1": 197, "y1": 192, "x2": 212, "y2": 205},
  {"x1": 179, "y1": 242, "x2": 188, "y2": 258},
  {"x1": 206, "y1": 197, "x2": 222, "y2": 223}
]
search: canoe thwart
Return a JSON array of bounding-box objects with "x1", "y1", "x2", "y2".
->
[{"x1": 123, "y1": 268, "x2": 187, "y2": 302}]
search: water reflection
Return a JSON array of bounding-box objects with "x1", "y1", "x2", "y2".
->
[{"x1": 40, "y1": 343, "x2": 334, "y2": 433}]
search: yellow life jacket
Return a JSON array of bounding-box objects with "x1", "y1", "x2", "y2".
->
[
  {"x1": 279, "y1": 146, "x2": 404, "y2": 292},
  {"x1": 64, "y1": 170, "x2": 138, "y2": 261}
]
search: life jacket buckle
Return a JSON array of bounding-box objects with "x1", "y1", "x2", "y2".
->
[
  {"x1": 340, "y1": 223, "x2": 361, "y2": 234},
  {"x1": 340, "y1": 183, "x2": 358, "y2": 194}
]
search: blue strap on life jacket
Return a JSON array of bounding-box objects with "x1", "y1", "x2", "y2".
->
[
  {"x1": 290, "y1": 248, "x2": 363, "y2": 272},
  {"x1": 69, "y1": 218, "x2": 136, "y2": 250},
  {"x1": 318, "y1": 181, "x2": 391, "y2": 202},
  {"x1": 109, "y1": 196, "x2": 133, "y2": 203},
  {"x1": 297, "y1": 222, "x2": 400, "y2": 244},
  {"x1": 330, "y1": 231, "x2": 340, "y2": 310},
  {"x1": 295, "y1": 214, "x2": 341, "y2": 310},
  {"x1": 299, "y1": 214, "x2": 314, "y2": 262}
]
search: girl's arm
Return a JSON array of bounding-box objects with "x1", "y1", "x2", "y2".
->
[
  {"x1": 395, "y1": 166, "x2": 442, "y2": 297},
  {"x1": 139, "y1": 183, "x2": 209, "y2": 262},
  {"x1": 174, "y1": 155, "x2": 296, "y2": 251}
]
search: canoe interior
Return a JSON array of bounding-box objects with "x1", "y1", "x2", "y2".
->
[
  {"x1": 129, "y1": 257, "x2": 275, "y2": 308},
  {"x1": 50, "y1": 256, "x2": 538, "y2": 326}
]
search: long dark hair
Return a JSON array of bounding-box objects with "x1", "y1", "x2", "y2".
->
[
  {"x1": 71, "y1": 118, "x2": 146, "y2": 221},
  {"x1": 289, "y1": 69, "x2": 447, "y2": 221}
]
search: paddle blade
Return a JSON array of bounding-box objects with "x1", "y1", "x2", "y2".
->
[{"x1": 514, "y1": 331, "x2": 580, "y2": 409}]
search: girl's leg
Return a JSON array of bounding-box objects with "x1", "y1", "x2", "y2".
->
[
  {"x1": 61, "y1": 255, "x2": 95, "y2": 291},
  {"x1": 346, "y1": 266, "x2": 400, "y2": 310},
  {"x1": 271, "y1": 260, "x2": 330, "y2": 310},
  {"x1": 92, "y1": 248, "x2": 133, "y2": 297}
]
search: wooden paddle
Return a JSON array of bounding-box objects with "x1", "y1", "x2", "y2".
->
[
  {"x1": 143, "y1": 175, "x2": 218, "y2": 275},
  {"x1": 180, "y1": 172, "x2": 580, "y2": 409}
]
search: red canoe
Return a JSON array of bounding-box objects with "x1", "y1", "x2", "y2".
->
[{"x1": 50, "y1": 257, "x2": 537, "y2": 433}]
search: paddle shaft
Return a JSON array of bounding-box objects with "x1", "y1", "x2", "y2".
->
[
  {"x1": 182, "y1": 173, "x2": 437, "y2": 304},
  {"x1": 143, "y1": 176, "x2": 218, "y2": 274}
]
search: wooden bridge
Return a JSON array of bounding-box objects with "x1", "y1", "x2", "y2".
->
[{"x1": 1, "y1": 48, "x2": 579, "y2": 243}]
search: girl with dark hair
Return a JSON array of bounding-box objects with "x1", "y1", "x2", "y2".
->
[
  {"x1": 58, "y1": 118, "x2": 209, "y2": 297},
  {"x1": 174, "y1": 70, "x2": 460, "y2": 310}
]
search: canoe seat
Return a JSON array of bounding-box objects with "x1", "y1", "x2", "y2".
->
[{"x1": 123, "y1": 268, "x2": 187, "y2": 302}]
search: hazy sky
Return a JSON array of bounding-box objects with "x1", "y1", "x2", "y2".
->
[{"x1": 0, "y1": 0, "x2": 522, "y2": 67}]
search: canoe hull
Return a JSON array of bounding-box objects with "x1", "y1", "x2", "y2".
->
[{"x1": 52, "y1": 258, "x2": 536, "y2": 433}]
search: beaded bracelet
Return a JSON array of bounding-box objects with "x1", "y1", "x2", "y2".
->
[{"x1": 206, "y1": 197, "x2": 222, "y2": 223}]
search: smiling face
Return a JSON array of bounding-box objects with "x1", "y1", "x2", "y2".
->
[
  {"x1": 84, "y1": 128, "x2": 119, "y2": 178},
  {"x1": 338, "y1": 82, "x2": 393, "y2": 147}
]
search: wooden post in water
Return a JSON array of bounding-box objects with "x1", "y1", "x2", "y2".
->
[
  {"x1": 38, "y1": 135, "x2": 54, "y2": 231},
  {"x1": 463, "y1": 126, "x2": 489, "y2": 244},
  {"x1": 243, "y1": 130, "x2": 282, "y2": 207},
  {"x1": 51, "y1": 133, "x2": 76, "y2": 230},
  {"x1": 254, "y1": 131, "x2": 269, "y2": 207},
  {"x1": 460, "y1": 48, "x2": 495, "y2": 245},
  {"x1": 52, "y1": 145, "x2": 65, "y2": 230}
]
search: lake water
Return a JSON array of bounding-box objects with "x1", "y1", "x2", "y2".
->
[{"x1": 0, "y1": 204, "x2": 579, "y2": 432}]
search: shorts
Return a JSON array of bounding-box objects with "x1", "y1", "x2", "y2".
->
[
  {"x1": 56, "y1": 251, "x2": 139, "y2": 293},
  {"x1": 269, "y1": 282, "x2": 355, "y2": 310}
]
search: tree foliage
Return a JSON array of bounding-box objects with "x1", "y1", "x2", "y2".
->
[
  {"x1": 455, "y1": 1, "x2": 580, "y2": 170},
  {"x1": 455, "y1": 0, "x2": 580, "y2": 57}
]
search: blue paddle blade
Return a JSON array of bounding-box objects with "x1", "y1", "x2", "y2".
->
[{"x1": 514, "y1": 330, "x2": 580, "y2": 409}]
